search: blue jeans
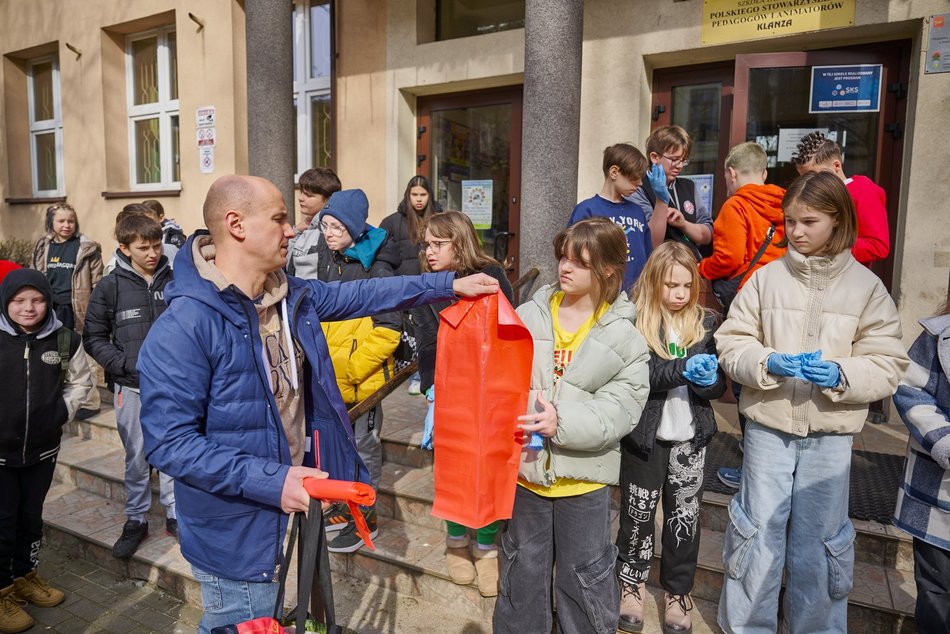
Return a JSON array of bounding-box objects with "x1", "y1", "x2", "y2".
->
[
  {"x1": 191, "y1": 565, "x2": 280, "y2": 634},
  {"x1": 493, "y1": 486, "x2": 619, "y2": 634},
  {"x1": 718, "y1": 421, "x2": 855, "y2": 634}
]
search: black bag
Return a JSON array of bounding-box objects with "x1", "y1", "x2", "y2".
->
[{"x1": 711, "y1": 224, "x2": 776, "y2": 315}]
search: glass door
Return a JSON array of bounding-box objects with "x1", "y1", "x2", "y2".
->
[{"x1": 417, "y1": 87, "x2": 523, "y2": 277}]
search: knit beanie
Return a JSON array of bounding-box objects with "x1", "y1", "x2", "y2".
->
[
  {"x1": 319, "y1": 189, "x2": 369, "y2": 240},
  {"x1": 1, "y1": 269, "x2": 53, "y2": 331}
]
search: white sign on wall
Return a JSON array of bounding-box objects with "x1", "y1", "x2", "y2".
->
[
  {"x1": 197, "y1": 127, "x2": 216, "y2": 147},
  {"x1": 196, "y1": 106, "x2": 216, "y2": 128}
]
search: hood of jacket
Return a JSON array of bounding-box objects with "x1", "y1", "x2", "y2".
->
[
  {"x1": 113, "y1": 248, "x2": 171, "y2": 284},
  {"x1": 0, "y1": 269, "x2": 60, "y2": 338},
  {"x1": 525, "y1": 283, "x2": 637, "y2": 326},
  {"x1": 342, "y1": 225, "x2": 388, "y2": 271},
  {"x1": 733, "y1": 184, "x2": 786, "y2": 224}
]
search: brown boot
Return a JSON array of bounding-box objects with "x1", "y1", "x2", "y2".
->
[
  {"x1": 0, "y1": 584, "x2": 33, "y2": 634},
  {"x1": 618, "y1": 581, "x2": 645, "y2": 632},
  {"x1": 472, "y1": 546, "x2": 499, "y2": 597},
  {"x1": 13, "y1": 570, "x2": 65, "y2": 608},
  {"x1": 663, "y1": 592, "x2": 693, "y2": 634},
  {"x1": 445, "y1": 536, "x2": 476, "y2": 586}
]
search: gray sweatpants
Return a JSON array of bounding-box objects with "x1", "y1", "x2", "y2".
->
[
  {"x1": 352, "y1": 405, "x2": 383, "y2": 492},
  {"x1": 114, "y1": 386, "x2": 175, "y2": 522}
]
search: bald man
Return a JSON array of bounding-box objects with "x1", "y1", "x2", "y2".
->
[{"x1": 137, "y1": 175, "x2": 497, "y2": 632}]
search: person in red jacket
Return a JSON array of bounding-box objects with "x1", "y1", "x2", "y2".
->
[
  {"x1": 0, "y1": 260, "x2": 22, "y2": 284},
  {"x1": 792, "y1": 131, "x2": 889, "y2": 267}
]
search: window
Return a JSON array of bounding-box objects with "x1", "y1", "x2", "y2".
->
[
  {"x1": 293, "y1": 0, "x2": 333, "y2": 174},
  {"x1": 436, "y1": 0, "x2": 525, "y2": 41},
  {"x1": 27, "y1": 56, "x2": 64, "y2": 196},
  {"x1": 126, "y1": 27, "x2": 179, "y2": 189}
]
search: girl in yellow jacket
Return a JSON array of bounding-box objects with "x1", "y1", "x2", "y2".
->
[
  {"x1": 714, "y1": 171, "x2": 908, "y2": 633},
  {"x1": 313, "y1": 189, "x2": 402, "y2": 554}
]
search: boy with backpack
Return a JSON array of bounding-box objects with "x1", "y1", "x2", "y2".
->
[
  {"x1": 83, "y1": 213, "x2": 175, "y2": 559},
  {"x1": 0, "y1": 269, "x2": 93, "y2": 633}
]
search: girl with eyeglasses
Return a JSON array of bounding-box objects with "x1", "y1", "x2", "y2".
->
[
  {"x1": 411, "y1": 210, "x2": 512, "y2": 597},
  {"x1": 630, "y1": 126, "x2": 713, "y2": 261}
]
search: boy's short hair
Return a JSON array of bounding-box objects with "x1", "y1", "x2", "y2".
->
[
  {"x1": 116, "y1": 213, "x2": 163, "y2": 247},
  {"x1": 725, "y1": 142, "x2": 768, "y2": 174},
  {"x1": 602, "y1": 143, "x2": 649, "y2": 180},
  {"x1": 646, "y1": 125, "x2": 692, "y2": 159},
  {"x1": 791, "y1": 131, "x2": 841, "y2": 166},
  {"x1": 141, "y1": 199, "x2": 165, "y2": 218},
  {"x1": 298, "y1": 168, "x2": 342, "y2": 198},
  {"x1": 116, "y1": 203, "x2": 158, "y2": 225}
]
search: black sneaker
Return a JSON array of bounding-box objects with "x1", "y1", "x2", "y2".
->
[
  {"x1": 112, "y1": 520, "x2": 148, "y2": 559},
  {"x1": 75, "y1": 408, "x2": 100, "y2": 421},
  {"x1": 165, "y1": 518, "x2": 179, "y2": 540},
  {"x1": 327, "y1": 510, "x2": 378, "y2": 554},
  {"x1": 323, "y1": 503, "x2": 352, "y2": 534}
]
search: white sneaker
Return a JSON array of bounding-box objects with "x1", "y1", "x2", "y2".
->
[{"x1": 407, "y1": 378, "x2": 422, "y2": 395}]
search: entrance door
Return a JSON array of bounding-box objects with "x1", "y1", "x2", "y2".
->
[{"x1": 417, "y1": 87, "x2": 523, "y2": 276}]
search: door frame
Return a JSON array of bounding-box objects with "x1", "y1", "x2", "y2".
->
[{"x1": 416, "y1": 85, "x2": 523, "y2": 276}]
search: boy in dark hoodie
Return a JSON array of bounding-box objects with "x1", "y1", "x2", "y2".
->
[
  {"x1": 83, "y1": 214, "x2": 176, "y2": 560},
  {"x1": 0, "y1": 269, "x2": 93, "y2": 633},
  {"x1": 315, "y1": 189, "x2": 402, "y2": 553}
]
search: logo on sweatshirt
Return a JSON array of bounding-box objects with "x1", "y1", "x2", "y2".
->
[{"x1": 41, "y1": 351, "x2": 61, "y2": 365}]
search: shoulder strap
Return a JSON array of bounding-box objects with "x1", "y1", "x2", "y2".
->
[
  {"x1": 738, "y1": 224, "x2": 776, "y2": 280},
  {"x1": 57, "y1": 327, "x2": 71, "y2": 385}
]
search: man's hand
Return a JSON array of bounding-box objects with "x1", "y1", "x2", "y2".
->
[
  {"x1": 518, "y1": 393, "x2": 558, "y2": 438},
  {"x1": 453, "y1": 273, "x2": 499, "y2": 297},
  {"x1": 280, "y1": 466, "x2": 328, "y2": 513},
  {"x1": 667, "y1": 208, "x2": 686, "y2": 229}
]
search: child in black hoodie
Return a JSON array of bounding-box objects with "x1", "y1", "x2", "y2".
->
[{"x1": 0, "y1": 269, "x2": 92, "y2": 632}]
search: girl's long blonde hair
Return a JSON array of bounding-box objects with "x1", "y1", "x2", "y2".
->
[
  {"x1": 633, "y1": 241, "x2": 706, "y2": 359},
  {"x1": 420, "y1": 210, "x2": 501, "y2": 275}
]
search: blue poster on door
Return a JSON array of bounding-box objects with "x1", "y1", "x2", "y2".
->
[{"x1": 809, "y1": 64, "x2": 882, "y2": 114}]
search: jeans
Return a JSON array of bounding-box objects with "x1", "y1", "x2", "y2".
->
[
  {"x1": 0, "y1": 457, "x2": 56, "y2": 585},
  {"x1": 493, "y1": 486, "x2": 619, "y2": 634},
  {"x1": 192, "y1": 565, "x2": 280, "y2": 634},
  {"x1": 115, "y1": 386, "x2": 175, "y2": 522},
  {"x1": 718, "y1": 421, "x2": 854, "y2": 634}
]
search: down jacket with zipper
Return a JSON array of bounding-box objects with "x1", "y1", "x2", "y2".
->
[
  {"x1": 83, "y1": 251, "x2": 172, "y2": 389},
  {"x1": 314, "y1": 231, "x2": 402, "y2": 404},
  {"x1": 716, "y1": 246, "x2": 909, "y2": 437},
  {"x1": 624, "y1": 310, "x2": 726, "y2": 456},
  {"x1": 379, "y1": 199, "x2": 444, "y2": 276},
  {"x1": 515, "y1": 285, "x2": 650, "y2": 487},
  {"x1": 137, "y1": 231, "x2": 457, "y2": 581},
  {"x1": 32, "y1": 233, "x2": 103, "y2": 334},
  {"x1": 0, "y1": 311, "x2": 92, "y2": 467}
]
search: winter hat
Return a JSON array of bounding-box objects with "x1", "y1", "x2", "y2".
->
[
  {"x1": 1, "y1": 268, "x2": 53, "y2": 328},
  {"x1": 319, "y1": 189, "x2": 369, "y2": 240}
]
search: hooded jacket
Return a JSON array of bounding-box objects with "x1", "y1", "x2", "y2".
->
[
  {"x1": 32, "y1": 233, "x2": 103, "y2": 334},
  {"x1": 0, "y1": 269, "x2": 92, "y2": 467},
  {"x1": 716, "y1": 247, "x2": 909, "y2": 437},
  {"x1": 83, "y1": 250, "x2": 172, "y2": 389},
  {"x1": 379, "y1": 199, "x2": 444, "y2": 276},
  {"x1": 515, "y1": 285, "x2": 650, "y2": 486},
  {"x1": 137, "y1": 231, "x2": 456, "y2": 581},
  {"x1": 698, "y1": 183, "x2": 786, "y2": 287}
]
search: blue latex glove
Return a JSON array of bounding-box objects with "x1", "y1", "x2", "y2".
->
[
  {"x1": 421, "y1": 386, "x2": 434, "y2": 450},
  {"x1": 767, "y1": 353, "x2": 802, "y2": 379},
  {"x1": 683, "y1": 354, "x2": 718, "y2": 387},
  {"x1": 527, "y1": 432, "x2": 545, "y2": 450},
  {"x1": 801, "y1": 357, "x2": 841, "y2": 389},
  {"x1": 647, "y1": 163, "x2": 671, "y2": 204}
]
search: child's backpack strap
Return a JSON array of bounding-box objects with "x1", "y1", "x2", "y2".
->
[{"x1": 57, "y1": 327, "x2": 72, "y2": 385}]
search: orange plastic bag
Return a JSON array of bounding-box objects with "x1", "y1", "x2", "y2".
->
[{"x1": 431, "y1": 291, "x2": 533, "y2": 528}]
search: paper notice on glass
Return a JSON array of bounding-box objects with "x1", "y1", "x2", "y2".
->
[
  {"x1": 461, "y1": 180, "x2": 493, "y2": 229},
  {"x1": 777, "y1": 128, "x2": 836, "y2": 163}
]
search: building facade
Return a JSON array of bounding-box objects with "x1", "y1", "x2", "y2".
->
[{"x1": 1, "y1": 0, "x2": 947, "y2": 342}]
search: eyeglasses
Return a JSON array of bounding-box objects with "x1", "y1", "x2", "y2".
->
[
  {"x1": 661, "y1": 155, "x2": 690, "y2": 168},
  {"x1": 318, "y1": 222, "x2": 347, "y2": 237},
  {"x1": 423, "y1": 240, "x2": 451, "y2": 253}
]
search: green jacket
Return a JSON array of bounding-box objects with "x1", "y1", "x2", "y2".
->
[{"x1": 515, "y1": 285, "x2": 650, "y2": 486}]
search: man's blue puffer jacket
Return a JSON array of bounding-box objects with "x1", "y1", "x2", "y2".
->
[{"x1": 138, "y1": 231, "x2": 455, "y2": 581}]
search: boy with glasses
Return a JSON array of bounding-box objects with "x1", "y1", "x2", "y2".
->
[{"x1": 630, "y1": 126, "x2": 713, "y2": 261}]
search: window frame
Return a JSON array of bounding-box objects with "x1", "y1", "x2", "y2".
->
[
  {"x1": 125, "y1": 26, "x2": 180, "y2": 191},
  {"x1": 27, "y1": 55, "x2": 65, "y2": 197},
  {"x1": 293, "y1": 0, "x2": 334, "y2": 175}
]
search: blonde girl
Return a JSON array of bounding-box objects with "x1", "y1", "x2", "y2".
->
[
  {"x1": 715, "y1": 171, "x2": 909, "y2": 633},
  {"x1": 493, "y1": 217, "x2": 649, "y2": 634},
  {"x1": 411, "y1": 210, "x2": 512, "y2": 597},
  {"x1": 616, "y1": 241, "x2": 725, "y2": 634}
]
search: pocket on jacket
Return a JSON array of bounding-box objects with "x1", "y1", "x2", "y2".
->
[
  {"x1": 191, "y1": 565, "x2": 223, "y2": 611},
  {"x1": 499, "y1": 529, "x2": 519, "y2": 598},
  {"x1": 573, "y1": 543, "x2": 620, "y2": 634},
  {"x1": 724, "y1": 497, "x2": 759, "y2": 581},
  {"x1": 823, "y1": 520, "x2": 856, "y2": 600}
]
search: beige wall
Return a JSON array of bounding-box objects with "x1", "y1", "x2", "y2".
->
[{"x1": 0, "y1": 0, "x2": 247, "y2": 254}]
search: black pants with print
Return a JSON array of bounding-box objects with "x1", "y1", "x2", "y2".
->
[
  {"x1": 616, "y1": 440, "x2": 705, "y2": 595},
  {"x1": 0, "y1": 456, "x2": 57, "y2": 586}
]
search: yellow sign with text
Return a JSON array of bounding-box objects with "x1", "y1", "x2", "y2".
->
[{"x1": 702, "y1": 0, "x2": 855, "y2": 45}]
